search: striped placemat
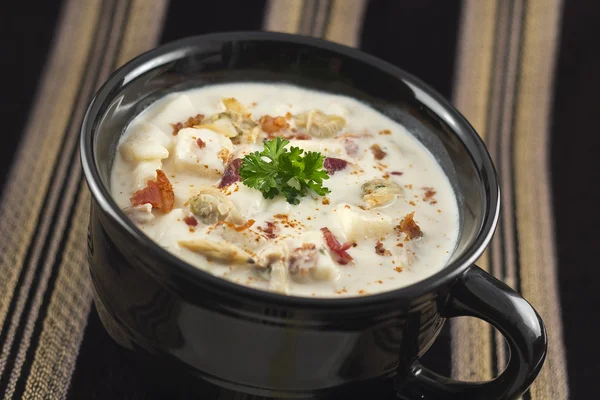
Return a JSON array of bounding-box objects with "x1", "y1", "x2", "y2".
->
[{"x1": 0, "y1": 0, "x2": 571, "y2": 399}]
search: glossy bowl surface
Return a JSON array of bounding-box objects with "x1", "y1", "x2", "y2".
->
[{"x1": 78, "y1": 32, "x2": 538, "y2": 399}]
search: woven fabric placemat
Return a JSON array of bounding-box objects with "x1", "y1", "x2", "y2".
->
[{"x1": 0, "y1": 1, "x2": 571, "y2": 399}]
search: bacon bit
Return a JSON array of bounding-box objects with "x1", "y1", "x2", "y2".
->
[
  {"x1": 382, "y1": 173, "x2": 390, "y2": 179},
  {"x1": 323, "y1": 157, "x2": 348, "y2": 175},
  {"x1": 423, "y1": 187, "x2": 436, "y2": 201},
  {"x1": 196, "y1": 138, "x2": 206, "y2": 148},
  {"x1": 375, "y1": 241, "x2": 392, "y2": 256},
  {"x1": 343, "y1": 139, "x2": 359, "y2": 157},
  {"x1": 260, "y1": 115, "x2": 289, "y2": 134},
  {"x1": 291, "y1": 128, "x2": 297, "y2": 133},
  {"x1": 409, "y1": 201, "x2": 416, "y2": 206},
  {"x1": 321, "y1": 227, "x2": 353, "y2": 265},
  {"x1": 370, "y1": 144, "x2": 387, "y2": 160},
  {"x1": 130, "y1": 170, "x2": 174, "y2": 213},
  {"x1": 358, "y1": 290, "x2": 367, "y2": 295},
  {"x1": 284, "y1": 133, "x2": 312, "y2": 140},
  {"x1": 391, "y1": 171, "x2": 403, "y2": 176},
  {"x1": 394, "y1": 266, "x2": 403, "y2": 273},
  {"x1": 396, "y1": 243, "x2": 404, "y2": 247},
  {"x1": 379, "y1": 129, "x2": 391, "y2": 135},
  {"x1": 171, "y1": 114, "x2": 204, "y2": 135},
  {"x1": 274, "y1": 214, "x2": 288, "y2": 220},
  {"x1": 184, "y1": 216, "x2": 198, "y2": 226},
  {"x1": 285, "y1": 112, "x2": 292, "y2": 120},
  {"x1": 322, "y1": 197, "x2": 330, "y2": 205},
  {"x1": 396, "y1": 212, "x2": 423, "y2": 240},
  {"x1": 257, "y1": 221, "x2": 277, "y2": 239},
  {"x1": 230, "y1": 219, "x2": 255, "y2": 231},
  {"x1": 171, "y1": 122, "x2": 183, "y2": 135},
  {"x1": 218, "y1": 158, "x2": 242, "y2": 188},
  {"x1": 217, "y1": 148, "x2": 230, "y2": 164}
]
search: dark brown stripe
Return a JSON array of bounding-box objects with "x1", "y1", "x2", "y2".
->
[
  {"x1": 360, "y1": 0, "x2": 462, "y2": 99},
  {"x1": 0, "y1": 2, "x2": 62, "y2": 193},
  {"x1": 161, "y1": 0, "x2": 266, "y2": 43},
  {"x1": 552, "y1": 0, "x2": 600, "y2": 397}
]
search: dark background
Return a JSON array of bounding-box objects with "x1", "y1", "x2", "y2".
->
[{"x1": 0, "y1": 1, "x2": 598, "y2": 399}]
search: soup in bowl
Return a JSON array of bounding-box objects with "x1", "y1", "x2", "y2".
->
[
  {"x1": 111, "y1": 83, "x2": 460, "y2": 297},
  {"x1": 81, "y1": 32, "x2": 546, "y2": 399}
]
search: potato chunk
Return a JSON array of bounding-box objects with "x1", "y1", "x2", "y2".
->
[
  {"x1": 333, "y1": 204, "x2": 393, "y2": 242},
  {"x1": 173, "y1": 128, "x2": 233, "y2": 177},
  {"x1": 119, "y1": 123, "x2": 171, "y2": 163}
]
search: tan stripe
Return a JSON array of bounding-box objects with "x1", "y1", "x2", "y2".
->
[
  {"x1": 311, "y1": 0, "x2": 331, "y2": 37},
  {"x1": 20, "y1": 3, "x2": 170, "y2": 398},
  {"x1": 495, "y1": 0, "x2": 527, "y2": 376},
  {"x1": 450, "y1": 0, "x2": 498, "y2": 383},
  {"x1": 263, "y1": 0, "x2": 304, "y2": 34},
  {"x1": 487, "y1": 0, "x2": 526, "y2": 375},
  {"x1": 0, "y1": 0, "x2": 99, "y2": 336},
  {"x1": 325, "y1": 0, "x2": 367, "y2": 47},
  {"x1": 0, "y1": 2, "x2": 99, "y2": 382},
  {"x1": 1, "y1": 0, "x2": 129, "y2": 396},
  {"x1": 452, "y1": 0, "x2": 498, "y2": 138},
  {"x1": 514, "y1": 0, "x2": 568, "y2": 398},
  {"x1": 115, "y1": 0, "x2": 169, "y2": 67},
  {"x1": 21, "y1": 188, "x2": 92, "y2": 400}
]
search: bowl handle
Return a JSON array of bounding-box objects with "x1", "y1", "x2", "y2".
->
[{"x1": 396, "y1": 266, "x2": 547, "y2": 400}]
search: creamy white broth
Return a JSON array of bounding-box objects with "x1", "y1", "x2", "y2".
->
[{"x1": 110, "y1": 83, "x2": 459, "y2": 297}]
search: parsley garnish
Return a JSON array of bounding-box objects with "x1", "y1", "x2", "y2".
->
[{"x1": 239, "y1": 137, "x2": 330, "y2": 205}]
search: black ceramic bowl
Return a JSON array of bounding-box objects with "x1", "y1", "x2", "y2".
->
[{"x1": 80, "y1": 32, "x2": 546, "y2": 399}]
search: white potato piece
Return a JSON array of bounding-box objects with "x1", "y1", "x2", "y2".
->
[
  {"x1": 333, "y1": 204, "x2": 393, "y2": 242},
  {"x1": 148, "y1": 94, "x2": 196, "y2": 134},
  {"x1": 119, "y1": 123, "x2": 171, "y2": 162},
  {"x1": 132, "y1": 160, "x2": 162, "y2": 190},
  {"x1": 173, "y1": 128, "x2": 233, "y2": 177}
]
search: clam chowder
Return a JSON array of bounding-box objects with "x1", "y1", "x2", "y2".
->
[{"x1": 110, "y1": 83, "x2": 459, "y2": 297}]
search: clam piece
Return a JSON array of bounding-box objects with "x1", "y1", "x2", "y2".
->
[
  {"x1": 288, "y1": 243, "x2": 318, "y2": 277},
  {"x1": 197, "y1": 117, "x2": 238, "y2": 138},
  {"x1": 178, "y1": 239, "x2": 255, "y2": 265},
  {"x1": 294, "y1": 110, "x2": 346, "y2": 138},
  {"x1": 189, "y1": 186, "x2": 244, "y2": 225},
  {"x1": 122, "y1": 203, "x2": 154, "y2": 224},
  {"x1": 287, "y1": 239, "x2": 339, "y2": 283},
  {"x1": 200, "y1": 98, "x2": 260, "y2": 142},
  {"x1": 255, "y1": 243, "x2": 289, "y2": 294},
  {"x1": 361, "y1": 179, "x2": 403, "y2": 209}
]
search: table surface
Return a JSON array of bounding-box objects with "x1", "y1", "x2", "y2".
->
[{"x1": 0, "y1": 1, "x2": 595, "y2": 399}]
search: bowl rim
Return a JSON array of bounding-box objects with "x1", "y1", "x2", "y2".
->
[{"x1": 80, "y1": 31, "x2": 500, "y2": 309}]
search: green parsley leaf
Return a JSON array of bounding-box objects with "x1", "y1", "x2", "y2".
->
[{"x1": 239, "y1": 137, "x2": 330, "y2": 205}]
